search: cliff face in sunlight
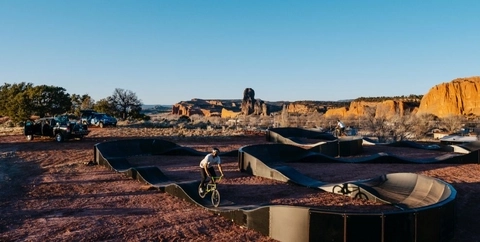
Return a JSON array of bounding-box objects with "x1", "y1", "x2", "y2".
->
[
  {"x1": 417, "y1": 76, "x2": 480, "y2": 118},
  {"x1": 324, "y1": 100, "x2": 418, "y2": 118}
]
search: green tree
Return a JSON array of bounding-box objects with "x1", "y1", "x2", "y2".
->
[
  {"x1": 30, "y1": 85, "x2": 72, "y2": 117},
  {"x1": 0, "y1": 82, "x2": 35, "y2": 123},
  {"x1": 70, "y1": 94, "x2": 95, "y2": 116},
  {"x1": 94, "y1": 98, "x2": 115, "y2": 115},
  {"x1": 70, "y1": 94, "x2": 82, "y2": 115},
  {"x1": 7, "y1": 92, "x2": 33, "y2": 123},
  {"x1": 80, "y1": 94, "x2": 94, "y2": 110}
]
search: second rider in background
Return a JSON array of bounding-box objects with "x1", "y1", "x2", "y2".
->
[{"x1": 336, "y1": 119, "x2": 346, "y2": 137}]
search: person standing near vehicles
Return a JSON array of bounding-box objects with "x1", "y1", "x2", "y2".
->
[
  {"x1": 199, "y1": 147, "x2": 224, "y2": 193},
  {"x1": 336, "y1": 119, "x2": 346, "y2": 136}
]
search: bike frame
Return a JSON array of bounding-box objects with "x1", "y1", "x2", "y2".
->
[{"x1": 204, "y1": 176, "x2": 223, "y2": 193}]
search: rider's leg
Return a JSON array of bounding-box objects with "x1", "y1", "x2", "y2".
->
[
  {"x1": 200, "y1": 168, "x2": 208, "y2": 189},
  {"x1": 208, "y1": 167, "x2": 217, "y2": 183}
]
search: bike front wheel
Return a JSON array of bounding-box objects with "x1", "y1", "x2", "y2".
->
[
  {"x1": 354, "y1": 191, "x2": 368, "y2": 200},
  {"x1": 211, "y1": 190, "x2": 220, "y2": 207}
]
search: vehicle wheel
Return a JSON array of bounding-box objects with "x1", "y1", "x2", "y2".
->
[
  {"x1": 26, "y1": 135, "x2": 34, "y2": 141},
  {"x1": 332, "y1": 185, "x2": 343, "y2": 195},
  {"x1": 198, "y1": 184, "x2": 207, "y2": 198},
  {"x1": 99, "y1": 122, "x2": 104, "y2": 128},
  {"x1": 211, "y1": 190, "x2": 220, "y2": 207},
  {"x1": 55, "y1": 133, "x2": 64, "y2": 142}
]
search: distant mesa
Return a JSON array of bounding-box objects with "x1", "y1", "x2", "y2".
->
[
  {"x1": 171, "y1": 88, "x2": 282, "y2": 118},
  {"x1": 171, "y1": 98, "x2": 241, "y2": 118},
  {"x1": 171, "y1": 76, "x2": 480, "y2": 118}
]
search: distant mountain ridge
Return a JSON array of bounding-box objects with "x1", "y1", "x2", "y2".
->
[
  {"x1": 142, "y1": 104, "x2": 172, "y2": 109},
  {"x1": 141, "y1": 105, "x2": 172, "y2": 114}
]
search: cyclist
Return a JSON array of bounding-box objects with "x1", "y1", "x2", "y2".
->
[
  {"x1": 199, "y1": 147, "x2": 224, "y2": 193},
  {"x1": 336, "y1": 119, "x2": 346, "y2": 137}
]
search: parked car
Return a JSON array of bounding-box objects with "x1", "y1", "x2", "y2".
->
[
  {"x1": 24, "y1": 115, "x2": 90, "y2": 142},
  {"x1": 80, "y1": 110, "x2": 117, "y2": 128},
  {"x1": 90, "y1": 113, "x2": 117, "y2": 128}
]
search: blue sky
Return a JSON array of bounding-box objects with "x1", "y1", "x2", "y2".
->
[{"x1": 1, "y1": 1, "x2": 479, "y2": 105}]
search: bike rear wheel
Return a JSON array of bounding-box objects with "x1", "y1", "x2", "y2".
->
[
  {"x1": 332, "y1": 185, "x2": 343, "y2": 194},
  {"x1": 211, "y1": 190, "x2": 220, "y2": 207},
  {"x1": 198, "y1": 184, "x2": 207, "y2": 198}
]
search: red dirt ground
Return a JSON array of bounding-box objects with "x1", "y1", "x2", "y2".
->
[{"x1": 1, "y1": 127, "x2": 479, "y2": 241}]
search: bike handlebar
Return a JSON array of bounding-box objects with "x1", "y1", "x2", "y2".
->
[{"x1": 210, "y1": 175, "x2": 224, "y2": 183}]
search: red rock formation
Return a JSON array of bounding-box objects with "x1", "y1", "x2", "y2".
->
[
  {"x1": 417, "y1": 76, "x2": 480, "y2": 118},
  {"x1": 286, "y1": 103, "x2": 321, "y2": 114},
  {"x1": 325, "y1": 100, "x2": 418, "y2": 118},
  {"x1": 241, "y1": 88, "x2": 269, "y2": 116},
  {"x1": 172, "y1": 99, "x2": 239, "y2": 117},
  {"x1": 221, "y1": 108, "x2": 241, "y2": 119},
  {"x1": 241, "y1": 88, "x2": 256, "y2": 115},
  {"x1": 171, "y1": 103, "x2": 204, "y2": 116},
  {"x1": 325, "y1": 107, "x2": 349, "y2": 117}
]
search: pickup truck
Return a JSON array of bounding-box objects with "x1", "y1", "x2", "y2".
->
[{"x1": 24, "y1": 115, "x2": 90, "y2": 142}]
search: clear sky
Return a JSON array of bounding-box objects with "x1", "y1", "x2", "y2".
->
[{"x1": 1, "y1": 1, "x2": 479, "y2": 105}]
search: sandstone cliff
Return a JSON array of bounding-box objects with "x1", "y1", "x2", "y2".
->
[
  {"x1": 417, "y1": 76, "x2": 480, "y2": 118},
  {"x1": 285, "y1": 102, "x2": 327, "y2": 114},
  {"x1": 325, "y1": 100, "x2": 418, "y2": 118},
  {"x1": 221, "y1": 108, "x2": 242, "y2": 119}
]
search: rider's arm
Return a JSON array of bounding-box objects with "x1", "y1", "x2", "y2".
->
[
  {"x1": 203, "y1": 165, "x2": 211, "y2": 177},
  {"x1": 217, "y1": 163, "x2": 224, "y2": 177}
]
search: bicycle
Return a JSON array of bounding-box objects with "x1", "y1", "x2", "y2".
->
[
  {"x1": 333, "y1": 127, "x2": 346, "y2": 137},
  {"x1": 332, "y1": 183, "x2": 368, "y2": 200},
  {"x1": 198, "y1": 176, "x2": 223, "y2": 207}
]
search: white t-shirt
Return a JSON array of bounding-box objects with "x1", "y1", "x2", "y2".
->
[
  {"x1": 199, "y1": 154, "x2": 221, "y2": 168},
  {"x1": 337, "y1": 121, "x2": 345, "y2": 128}
]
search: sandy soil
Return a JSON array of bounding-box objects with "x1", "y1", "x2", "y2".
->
[{"x1": 1, "y1": 127, "x2": 479, "y2": 241}]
